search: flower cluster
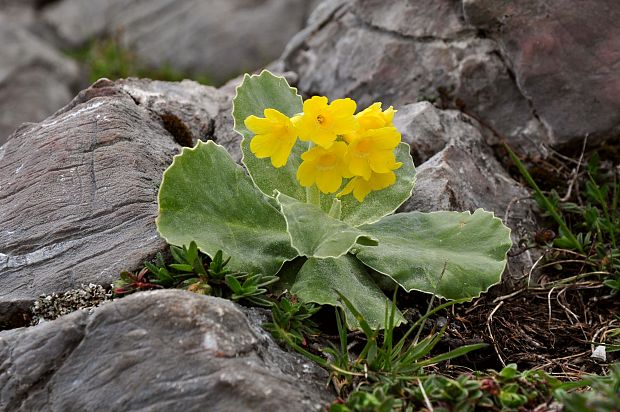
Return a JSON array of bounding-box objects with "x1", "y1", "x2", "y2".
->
[{"x1": 244, "y1": 96, "x2": 402, "y2": 202}]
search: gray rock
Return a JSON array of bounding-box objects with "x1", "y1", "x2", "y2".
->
[
  {"x1": 118, "y1": 76, "x2": 247, "y2": 162},
  {"x1": 463, "y1": 0, "x2": 620, "y2": 149},
  {"x1": 0, "y1": 0, "x2": 36, "y2": 27},
  {"x1": 0, "y1": 290, "x2": 332, "y2": 411},
  {"x1": 117, "y1": 78, "x2": 224, "y2": 147},
  {"x1": 396, "y1": 103, "x2": 538, "y2": 278},
  {"x1": 286, "y1": 0, "x2": 620, "y2": 156},
  {"x1": 394, "y1": 101, "x2": 470, "y2": 164},
  {"x1": 0, "y1": 13, "x2": 80, "y2": 146},
  {"x1": 42, "y1": 0, "x2": 319, "y2": 84},
  {"x1": 355, "y1": 0, "x2": 471, "y2": 39},
  {"x1": 0, "y1": 79, "x2": 181, "y2": 327}
]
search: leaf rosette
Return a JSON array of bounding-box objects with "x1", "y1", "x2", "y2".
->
[{"x1": 156, "y1": 70, "x2": 512, "y2": 329}]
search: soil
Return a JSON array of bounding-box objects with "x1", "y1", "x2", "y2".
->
[
  {"x1": 449, "y1": 280, "x2": 618, "y2": 377},
  {"x1": 434, "y1": 146, "x2": 619, "y2": 379}
]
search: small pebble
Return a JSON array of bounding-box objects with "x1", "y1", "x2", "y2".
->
[{"x1": 30, "y1": 283, "x2": 114, "y2": 325}]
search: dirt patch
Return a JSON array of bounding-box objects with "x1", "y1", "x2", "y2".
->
[{"x1": 446, "y1": 278, "x2": 618, "y2": 378}]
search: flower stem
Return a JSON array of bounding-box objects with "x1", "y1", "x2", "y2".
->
[
  {"x1": 306, "y1": 185, "x2": 321, "y2": 207},
  {"x1": 304, "y1": 141, "x2": 321, "y2": 207}
]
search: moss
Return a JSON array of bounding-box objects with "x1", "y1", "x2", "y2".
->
[{"x1": 66, "y1": 37, "x2": 211, "y2": 85}]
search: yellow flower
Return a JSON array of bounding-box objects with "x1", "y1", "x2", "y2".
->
[
  {"x1": 245, "y1": 109, "x2": 298, "y2": 168},
  {"x1": 345, "y1": 126, "x2": 402, "y2": 180},
  {"x1": 296, "y1": 142, "x2": 351, "y2": 194},
  {"x1": 343, "y1": 103, "x2": 396, "y2": 143},
  {"x1": 337, "y1": 169, "x2": 400, "y2": 202},
  {"x1": 295, "y1": 96, "x2": 358, "y2": 148},
  {"x1": 356, "y1": 102, "x2": 396, "y2": 130}
]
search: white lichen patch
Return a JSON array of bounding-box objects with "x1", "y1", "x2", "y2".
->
[{"x1": 202, "y1": 332, "x2": 219, "y2": 351}]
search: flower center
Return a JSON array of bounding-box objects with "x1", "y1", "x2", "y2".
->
[
  {"x1": 355, "y1": 139, "x2": 372, "y2": 156},
  {"x1": 317, "y1": 153, "x2": 337, "y2": 170},
  {"x1": 316, "y1": 114, "x2": 325, "y2": 125}
]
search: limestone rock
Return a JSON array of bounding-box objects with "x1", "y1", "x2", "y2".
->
[
  {"x1": 355, "y1": 0, "x2": 471, "y2": 39},
  {"x1": 396, "y1": 103, "x2": 538, "y2": 278},
  {"x1": 0, "y1": 290, "x2": 332, "y2": 411},
  {"x1": 463, "y1": 0, "x2": 620, "y2": 148},
  {"x1": 395, "y1": 101, "x2": 471, "y2": 165},
  {"x1": 42, "y1": 0, "x2": 319, "y2": 84},
  {"x1": 0, "y1": 13, "x2": 80, "y2": 146},
  {"x1": 283, "y1": 0, "x2": 620, "y2": 157},
  {"x1": 0, "y1": 79, "x2": 181, "y2": 327},
  {"x1": 117, "y1": 78, "x2": 224, "y2": 147},
  {"x1": 283, "y1": 0, "x2": 548, "y2": 157}
]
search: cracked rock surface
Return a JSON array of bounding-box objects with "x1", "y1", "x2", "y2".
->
[
  {"x1": 0, "y1": 79, "x2": 184, "y2": 327},
  {"x1": 283, "y1": 0, "x2": 620, "y2": 158},
  {"x1": 0, "y1": 290, "x2": 332, "y2": 411}
]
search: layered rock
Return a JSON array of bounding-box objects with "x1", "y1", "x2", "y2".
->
[
  {"x1": 0, "y1": 290, "x2": 332, "y2": 411},
  {"x1": 0, "y1": 79, "x2": 187, "y2": 327}
]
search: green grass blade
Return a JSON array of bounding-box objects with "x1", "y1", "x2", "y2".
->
[{"x1": 505, "y1": 144, "x2": 583, "y2": 252}]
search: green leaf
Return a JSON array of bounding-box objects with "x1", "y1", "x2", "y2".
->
[
  {"x1": 338, "y1": 143, "x2": 417, "y2": 227},
  {"x1": 354, "y1": 209, "x2": 512, "y2": 299},
  {"x1": 168, "y1": 264, "x2": 195, "y2": 272},
  {"x1": 157, "y1": 140, "x2": 298, "y2": 276},
  {"x1": 416, "y1": 343, "x2": 488, "y2": 367},
  {"x1": 232, "y1": 70, "x2": 305, "y2": 201},
  {"x1": 276, "y1": 192, "x2": 377, "y2": 258},
  {"x1": 277, "y1": 255, "x2": 404, "y2": 330}
]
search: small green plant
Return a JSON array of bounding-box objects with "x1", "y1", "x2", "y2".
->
[
  {"x1": 554, "y1": 363, "x2": 620, "y2": 412},
  {"x1": 156, "y1": 70, "x2": 512, "y2": 330},
  {"x1": 507, "y1": 147, "x2": 619, "y2": 293},
  {"x1": 322, "y1": 292, "x2": 486, "y2": 396},
  {"x1": 262, "y1": 295, "x2": 321, "y2": 346},
  {"x1": 114, "y1": 241, "x2": 277, "y2": 307},
  {"x1": 68, "y1": 37, "x2": 210, "y2": 84},
  {"x1": 332, "y1": 363, "x2": 570, "y2": 411}
]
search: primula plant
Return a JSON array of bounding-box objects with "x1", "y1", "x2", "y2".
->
[{"x1": 156, "y1": 70, "x2": 512, "y2": 329}]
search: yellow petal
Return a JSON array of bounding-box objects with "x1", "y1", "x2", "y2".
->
[
  {"x1": 382, "y1": 106, "x2": 396, "y2": 125},
  {"x1": 271, "y1": 139, "x2": 295, "y2": 168},
  {"x1": 264, "y1": 108, "x2": 289, "y2": 122},
  {"x1": 356, "y1": 103, "x2": 384, "y2": 130},
  {"x1": 331, "y1": 141, "x2": 349, "y2": 157},
  {"x1": 244, "y1": 115, "x2": 272, "y2": 134},
  {"x1": 352, "y1": 180, "x2": 372, "y2": 202},
  {"x1": 296, "y1": 161, "x2": 316, "y2": 187},
  {"x1": 368, "y1": 171, "x2": 396, "y2": 190},
  {"x1": 370, "y1": 127, "x2": 401, "y2": 150},
  {"x1": 330, "y1": 98, "x2": 357, "y2": 118},
  {"x1": 250, "y1": 134, "x2": 277, "y2": 158},
  {"x1": 303, "y1": 96, "x2": 329, "y2": 115},
  {"x1": 310, "y1": 130, "x2": 337, "y2": 148},
  {"x1": 369, "y1": 151, "x2": 397, "y2": 173},
  {"x1": 348, "y1": 156, "x2": 372, "y2": 180},
  {"x1": 316, "y1": 170, "x2": 342, "y2": 194},
  {"x1": 301, "y1": 145, "x2": 324, "y2": 161}
]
